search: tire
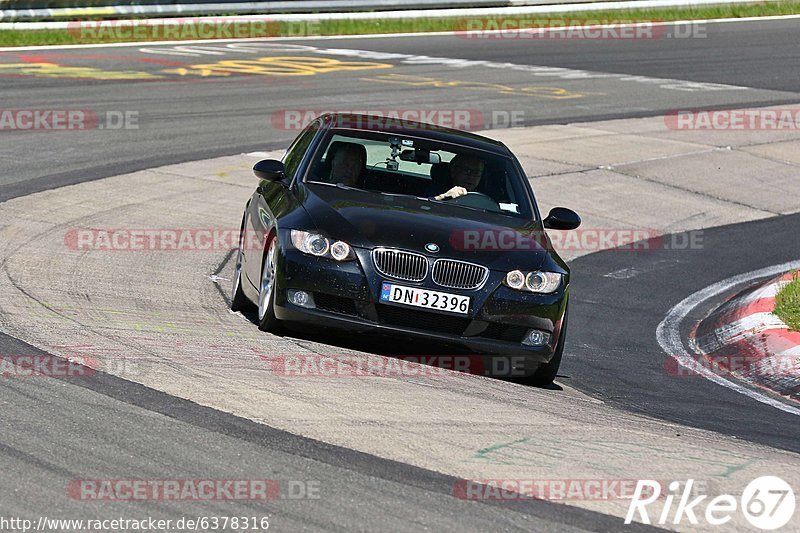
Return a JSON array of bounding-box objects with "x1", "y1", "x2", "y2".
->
[
  {"x1": 526, "y1": 306, "x2": 568, "y2": 387},
  {"x1": 230, "y1": 218, "x2": 253, "y2": 312},
  {"x1": 257, "y1": 236, "x2": 282, "y2": 333}
]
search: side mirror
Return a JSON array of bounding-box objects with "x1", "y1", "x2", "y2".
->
[
  {"x1": 543, "y1": 207, "x2": 581, "y2": 230},
  {"x1": 253, "y1": 159, "x2": 285, "y2": 181}
]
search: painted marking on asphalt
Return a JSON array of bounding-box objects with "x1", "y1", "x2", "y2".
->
[
  {"x1": 0, "y1": 61, "x2": 161, "y2": 79},
  {"x1": 604, "y1": 260, "x2": 681, "y2": 279},
  {"x1": 136, "y1": 42, "x2": 748, "y2": 92},
  {"x1": 605, "y1": 267, "x2": 644, "y2": 280},
  {"x1": 467, "y1": 434, "x2": 758, "y2": 475},
  {"x1": 303, "y1": 46, "x2": 750, "y2": 92},
  {"x1": 10, "y1": 51, "x2": 187, "y2": 67},
  {"x1": 162, "y1": 55, "x2": 392, "y2": 77},
  {"x1": 363, "y1": 74, "x2": 594, "y2": 100},
  {"x1": 140, "y1": 42, "x2": 313, "y2": 57},
  {"x1": 656, "y1": 260, "x2": 800, "y2": 416}
]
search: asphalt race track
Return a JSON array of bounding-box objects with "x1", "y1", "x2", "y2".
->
[
  {"x1": 2, "y1": 19, "x2": 800, "y2": 198},
  {"x1": 1, "y1": 17, "x2": 799, "y2": 531},
  {"x1": 569, "y1": 212, "x2": 800, "y2": 451}
]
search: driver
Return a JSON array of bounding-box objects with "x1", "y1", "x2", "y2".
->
[
  {"x1": 434, "y1": 154, "x2": 485, "y2": 201},
  {"x1": 329, "y1": 143, "x2": 366, "y2": 187}
]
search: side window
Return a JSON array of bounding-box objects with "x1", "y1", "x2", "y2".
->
[{"x1": 282, "y1": 120, "x2": 320, "y2": 179}]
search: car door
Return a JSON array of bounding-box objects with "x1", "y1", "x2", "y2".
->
[{"x1": 242, "y1": 119, "x2": 322, "y2": 291}]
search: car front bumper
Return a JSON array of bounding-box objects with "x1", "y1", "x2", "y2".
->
[{"x1": 272, "y1": 241, "x2": 568, "y2": 365}]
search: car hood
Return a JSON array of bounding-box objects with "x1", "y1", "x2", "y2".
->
[{"x1": 300, "y1": 183, "x2": 549, "y2": 271}]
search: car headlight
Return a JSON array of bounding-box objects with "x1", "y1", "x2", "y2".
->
[
  {"x1": 505, "y1": 270, "x2": 526, "y2": 290},
  {"x1": 504, "y1": 270, "x2": 562, "y2": 293},
  {"x1": 290, "y1": 230, "x2": 355, "y2": 261},
  {"x1": 330, "y1": 241, "x2": 351, "y2": 261}
]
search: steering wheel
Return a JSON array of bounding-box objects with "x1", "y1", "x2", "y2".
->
[{"x1": 450, "y1": 191, "x2": 500, "y2": 211}]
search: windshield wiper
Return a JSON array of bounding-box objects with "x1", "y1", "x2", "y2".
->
[
  {"x1": 376, "y1": 191, "x2": 434, "y2": 202},
  {"x1": 307, "y1": 180, "x2": 367, "y2": 192},
  {"x1": 334, "y1": 183, "x2": 365, "y2": 191}
]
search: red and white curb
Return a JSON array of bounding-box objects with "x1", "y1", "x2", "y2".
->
[{"x1": 691, "y1": 272, "x2": 800, "y2": 402}]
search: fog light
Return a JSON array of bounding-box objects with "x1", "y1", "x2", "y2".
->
[
  {"x1": 522, "y1": 329, "x2": 551, "y2": 347},
  {"x1": 288, "y1": 290, "x2": 315, "y2": 309}
]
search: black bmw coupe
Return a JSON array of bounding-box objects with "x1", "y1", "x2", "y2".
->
[{"x1": 231, "y1": 113, "x2": 581, "y2": 385}]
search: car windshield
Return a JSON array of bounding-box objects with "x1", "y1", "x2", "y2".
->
[{"x1": 304, "y1": 130, "x2": 532, "y2": 218}]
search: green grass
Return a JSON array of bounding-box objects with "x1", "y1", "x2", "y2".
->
[
  {"x1": 775, "y1": 271, "x2": 800, "y2": 332},
  {"x1": 1, "y1": 1, "x2": 799, "y2": 47}
]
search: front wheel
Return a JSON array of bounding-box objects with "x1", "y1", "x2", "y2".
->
[
  {"x1": 257, "y1": 237, "x2": 282, "y2": 333},
  {"x1": 230, "y1": 220, "x2": 252, "y2": 312}
]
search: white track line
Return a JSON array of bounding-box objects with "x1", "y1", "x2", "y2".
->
[
  {"x1": 656, "y1": 260, "x2": 800, "y2": 416},
  {"x1": 1, "y1": 13, "x2": 800, "y2": 51}
]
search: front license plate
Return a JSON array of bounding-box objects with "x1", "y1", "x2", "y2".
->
[{"x1": 379, "y1": 282, "x2": 470, "y2": 315}]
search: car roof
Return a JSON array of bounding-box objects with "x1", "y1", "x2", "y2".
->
[{"x1": 321, "y1": 113, "x2": 512, "y2": 156}]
